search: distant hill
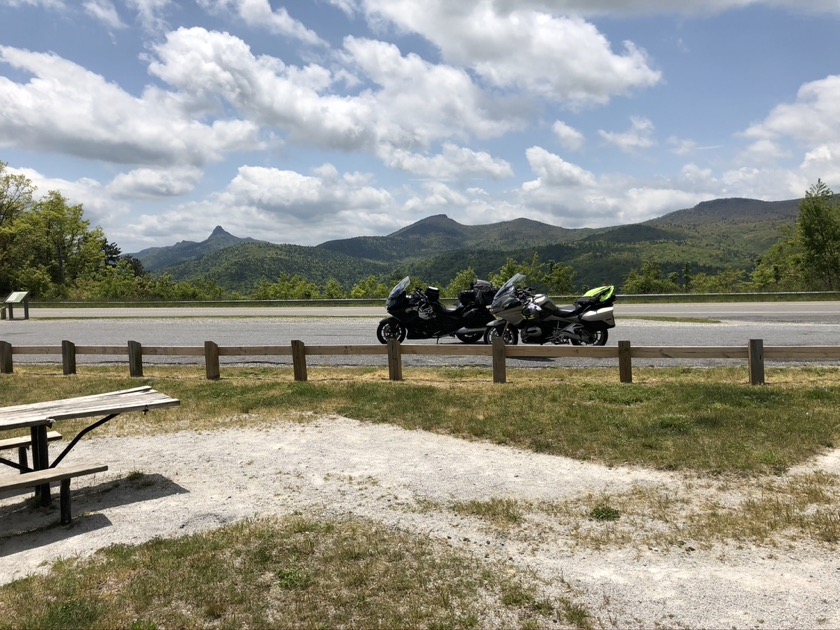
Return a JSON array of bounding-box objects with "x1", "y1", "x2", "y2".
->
[
  {"x1": 317, "y1": 214, "x2": 596, "y2": 262},
  {"x1": 132, "y1": 226, "x2": 266, "y2": 273},
  {"x1": 130, "y1": 197, "x2": 803, "y2": 291},
  {"x1": 151, "y1": 241, "x2": 388, "y2": 293}
]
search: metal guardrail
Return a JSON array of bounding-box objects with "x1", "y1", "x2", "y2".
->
[{"x1": 2, "y1": 338, "x2": 839, "y2": 385}]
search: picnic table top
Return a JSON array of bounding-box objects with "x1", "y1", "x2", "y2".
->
[{"x1": 0, "y1": 386, "x2": 180, "y2": 431}]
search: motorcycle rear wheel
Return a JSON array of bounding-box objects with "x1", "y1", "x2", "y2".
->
[
  {"x1": 483, "y1": 326, "x2": 519, "y2": 345},
  {"x1": 456, "y1": 331, "x2": 484, "y2": 344},
  {"x1": 376, "y1": 319, "x2": 407, "y2": 344},
  {"x1": 570, "y1": 329, "x2": 608, "y2": 346}
]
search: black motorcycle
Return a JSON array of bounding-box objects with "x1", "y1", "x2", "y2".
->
[{"x1": 376, "y1": 276, "x2": 497, "y2": 344}]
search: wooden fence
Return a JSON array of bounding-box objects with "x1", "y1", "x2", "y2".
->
[{"x1": 2, "y1": 338, "x2": 840, "y2": 385}]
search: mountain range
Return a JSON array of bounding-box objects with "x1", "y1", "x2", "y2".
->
[{"x1": 130, "y1": 197, "x2": 802, "y2": 292}]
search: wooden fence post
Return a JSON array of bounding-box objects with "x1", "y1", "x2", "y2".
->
[
  {"x1": 492, "y1": 335, "x2": 506, "y2": 384},
  {"x1": 205, "y1": 341, "x2": 220, "y2": 380},
  {"x1": 387, "y1": 339, "x2": 403, "y2": 381},
  {"x1": 0, "y1": 341, "x2": 12, "y2": 374},
  {"x1": 292, "y1": 340, "x2": 308, "y2": 382},
  {"x1": 749, "y1": 338, "x2": 765, "y2": 385},
  {"x1": 128, "y1": 340, "x2": 144, "y2": 377},
  {"x1": 618, "y1": 340, "x2": 632, "y2": 383},
  {"x1": 62, "y1": 340, "x2": 76, "y2": 375}
]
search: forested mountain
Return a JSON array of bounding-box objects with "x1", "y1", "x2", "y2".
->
[
  {"x1": 133, "y1": 226, "x2": 266, "y2": 273},
  {"x1": 130, "y1": 197, "x2": 802, "y2": 291},
  {"x1": 317, "y1": 214, "x2": 598, "y2": 261},
  {"x1": 157, "y1": 242, "x2": 388, "y2": 293}
]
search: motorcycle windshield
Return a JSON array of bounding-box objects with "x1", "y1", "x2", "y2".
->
[
  {"x1": 490, "y1": 273, "x2": 526, "y2": 312},
  {"x1": 386, "y1": 276, "x2": 410, "y2": 308}
]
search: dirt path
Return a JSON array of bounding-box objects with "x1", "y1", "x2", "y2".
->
[{"x1": 2, "y1": 416, "x2": 838, "y2": 628}]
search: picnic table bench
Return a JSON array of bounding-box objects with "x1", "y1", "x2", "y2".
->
[{"x1": 0, "y1": 386, "x2": 180, "y2": 524}]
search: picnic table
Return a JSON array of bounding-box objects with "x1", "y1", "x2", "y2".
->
[{"x1": 0, "y1": 386, "x2": 180, "y2": 523}]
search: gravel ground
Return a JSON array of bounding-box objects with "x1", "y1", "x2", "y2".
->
[{"x1": 1, "y1": 416, "x2": 839, "y2": 628}]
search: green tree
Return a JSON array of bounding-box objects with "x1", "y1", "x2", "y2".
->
[
  {"x1": 621, "y1": 261, "x2": 681, "y2": 294},
  {"x1": 253, "y1": 273, "x2": 321, "y2": 299},
  {"x1": 797, "y1": 179, "x2": 840, "y2": 290},
  {"x1": 0, "y1": 161, "x2": 35, "y2": 227},
  {"x1": 751, "y1": 227, "x2": 806, "y2": 291},
  {"x1": 323, "y1": 278, "x2": 347, "y2": 299},
  {"x1": 1, "y1": 190, "x2": 107, "y2": 297},
  {"x1": 444, "y1": 267, "x2": 477, "y2": 298},
  {"x1": 489, "y1": 258, "x2": 520, "y2": 288},
  {"x1": 545, "y1": 262, "x2": 575, "y2": 294},
  {"x1": 689, "y1": 270, "x2": 746, "y2": 293},
  {"x1": 350, "y1": 275, "x2": 390, "y2": 298},
  {"x1": 682, "y1": 263, "x2": 693, "y2": 292}
]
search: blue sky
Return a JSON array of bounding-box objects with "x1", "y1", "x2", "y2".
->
[{"x1": 1, "y1": 1, "x2": 839, "y2": 254}]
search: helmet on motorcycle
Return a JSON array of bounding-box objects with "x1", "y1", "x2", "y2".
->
[{"x1": 522, "y1": 303, "x2": 542, "y2": 320}]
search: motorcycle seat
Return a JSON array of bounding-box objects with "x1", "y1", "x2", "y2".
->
[
  {"x1": 432, "y1": 303, "x2": 461, "y2": 315},
  {"x1": 552, "y1": 305, "x2": 580, "y2": 317}
]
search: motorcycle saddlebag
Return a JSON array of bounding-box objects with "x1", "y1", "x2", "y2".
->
[{"x1": 473, "y1": 280, "x2": 497, "y2": 305}]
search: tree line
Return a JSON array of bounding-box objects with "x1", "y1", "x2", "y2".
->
[{"x1": 2, "y1": 161, "x2": 839, "y2": 301}]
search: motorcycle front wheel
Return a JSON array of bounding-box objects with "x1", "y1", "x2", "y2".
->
[
  {"x1": 376, "y1": 319, "x2": 407, "y2": 344},
  {"x1": 570, "y1": 329, "x2": 608, "y2": 346},
  {"x1": 456, "y1": 331, "x2": 484, "y2": 344},
  {"x1": 483, "y1": 325, "x2": 519, "y2": 345}
]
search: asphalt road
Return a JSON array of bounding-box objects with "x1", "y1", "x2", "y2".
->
[{"x1": 2, "y1": 302, "x2": 838, "y2": 370}]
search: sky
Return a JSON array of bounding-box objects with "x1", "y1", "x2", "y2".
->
[{"x1": 1, "y1": 1, "x2": 840, "y2": 254}]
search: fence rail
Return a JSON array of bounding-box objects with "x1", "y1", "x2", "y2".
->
[{"x1": 2, "y1": 338, "x2": 840, "y2": 385}]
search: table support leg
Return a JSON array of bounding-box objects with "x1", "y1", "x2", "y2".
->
[{"x1": 30, "y1": 425, "x2": 51, "y2": 506}]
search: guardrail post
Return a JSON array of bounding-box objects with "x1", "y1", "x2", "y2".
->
[
  {"x1": 492, "y1": 335, "x2": 506, "y2": 384},
  {"x1": 0, "y1": 341, "x2": 12, "y2": 374},
  {"x1": 292, "y1": 340, "x2": 308, "y2": 382},
  {"x1": 62, "y1": 340, "x2": 76, "y2": 375},
  {"x1": 749, "y1": 339, "x2": 765, "y2": 385},
  {"x1": 205, "y1": 341, "x2": 220, "y2": 380},
  {"x1": 128, "y1": 340, "x2": 144, "y2": 377},
  {"x1": 618, "y1": 340, "x2": 632, "y2": 383},
  {"x1": 387, "y1": 339, "x2": 403, "y2": 381}
]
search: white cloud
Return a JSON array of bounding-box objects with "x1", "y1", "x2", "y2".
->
[
  {"x1": 487, "y1": 0, "x2": 840, "y2": 18},
  {"x1": 362, "y1": 1, "x2": 661, "y2": 107},
  {"x1": 404, "y1": 181, "x2": 469, "y2": 212},
  {"x1": 743, "y1": 75, "x2": 840, "y2": 146},
  {"x1": 125, "y1": 0, "x2": 170, "y2": 31},
  {"x1": 740, "y1": 75, "x2": 840, "y2": 188},
  {"x1": 598, "y1": 116, "x2": 656, "y2": 153},
  {"x1": 518, "y1": 146, "x2": 715, "y2": 226},
  {"x1": 0, "y1": 45, "x2": 261, "y2": 166},
  {"x1": 380, "y1": 144, "x2": 514, "y2": 180},
  {"x1": 221, "y1": 164, "x2": 394, "y2": 219},
  {"x1": 523, "y1": 146, "x2": 597, "y2": 190},
  {"x1": 552, "y1": 121, "x2": 585, "y2": 151},
  {"x1": 342, "y1": 36, "x2": 520, "y2": 145},
  {"x1": 108, "y1": 167, "x2": 204, "y2": 198},
  {"x1": 195, "y1": 0, "x2": 324, "y2": 44},
  {"x1": 83, "y1": 0, "x2": 125, "y2": 29}
]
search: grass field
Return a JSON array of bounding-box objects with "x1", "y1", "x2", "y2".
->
[{"x1": 1, "y1": 365, "x2": 838, "y2": 629}]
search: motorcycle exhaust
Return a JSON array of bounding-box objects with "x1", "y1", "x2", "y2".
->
[{"x1": 454, "y1": 326, "x2": 487, "y2": 334}]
